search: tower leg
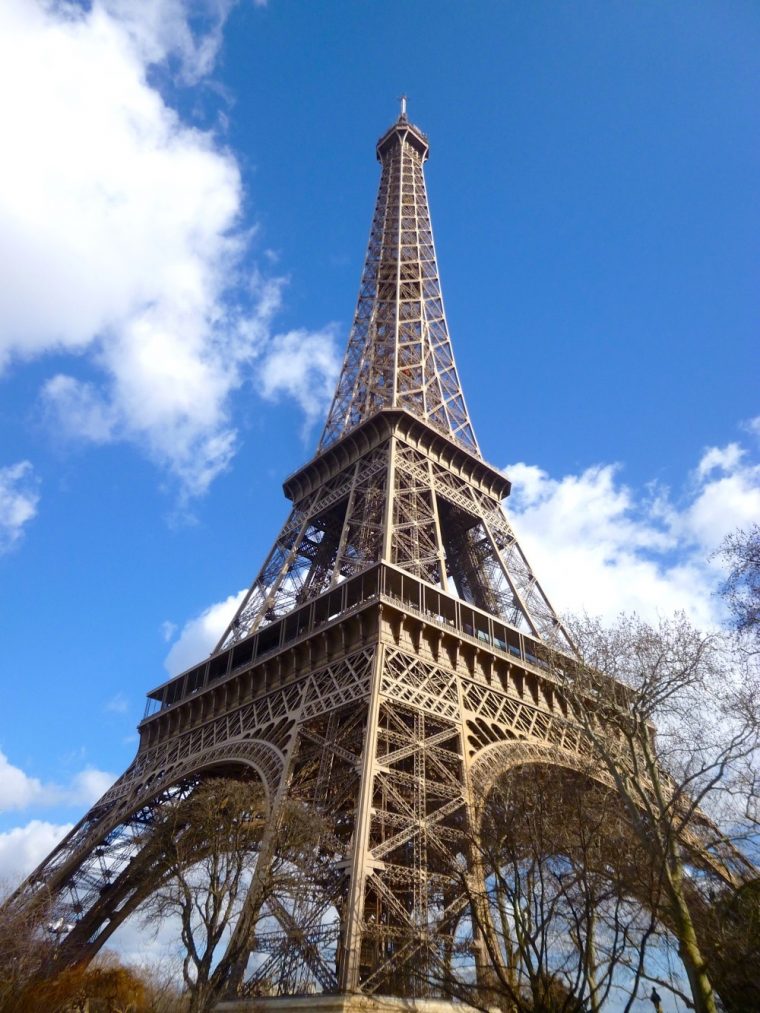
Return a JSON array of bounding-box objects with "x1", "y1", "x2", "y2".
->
[{"x1": 340, "y1": 647, "x2": 384, "y2": 991}]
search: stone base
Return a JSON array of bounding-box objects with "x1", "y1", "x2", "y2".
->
[{"x1": 217, "y1": 995, "x2": 475, "y2": 1013}]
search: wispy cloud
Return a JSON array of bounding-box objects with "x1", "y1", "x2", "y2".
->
[
  {"x1": 259, "y1": 327, "x2": 342, "y2": 435},
  {"x1": 160, "y1": 620, "x2": 178, "y2": 643},
  {"x1": 164, "y1": 589, "x2": 246, "y2": 675},
  {"x1": 0, "y1": 461, "x2": 40, "y2": 553},
  {"x1": 0, "y1": 750, "x2": 115, "y2": 814},
  {"x1": 105, "y1": 692, "x2": 130, "y2": 715}
]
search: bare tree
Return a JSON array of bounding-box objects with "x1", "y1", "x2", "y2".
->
[
  {"x1": 477, "y1": 767, "x2": 675, "y2": 1013},
  {"x1": 0, "y1": 884, "x2": 174, "y2": 1013},
  {"x1": 550, "y1": 613, "x2": 760, "y2": 1013},
  {"x1": 0, "y1": 880, "x2": 57, "y2": 1012},
  {"x1": 414, "y1": 765, "x2": 664, "y2": 1013},
  {"x1": 133, "y1": 957, "x2": 187, "y2": 1013},
  {"x1": 718, "y1": 524, "x2": 760, "y2": 647},
  {"x1": 690, "y1": 877, "x2": 760, "y2": 1012},
  {"x1": 136, "y1": 775, "x2": 326, "y2": 1013},
  {"x1": 138, "y1": 777, "x2": 265, "y2": 1012}
]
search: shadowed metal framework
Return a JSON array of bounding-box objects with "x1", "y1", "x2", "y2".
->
[{"x1": 6, "y1": 107, "x2": 743, "y2": 1006}]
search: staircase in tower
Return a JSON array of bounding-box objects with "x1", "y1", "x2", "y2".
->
[{"x1": 8, "y1": 107, "x2": 582, "y2": 1007}]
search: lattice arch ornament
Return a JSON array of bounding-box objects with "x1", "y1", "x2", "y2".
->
[
  {"x1": 6, "y1": 107, "x2": 739, "y2": 1006},
  {"x1": 14, "y1": 747, "x2": 280, "y2": 971}
]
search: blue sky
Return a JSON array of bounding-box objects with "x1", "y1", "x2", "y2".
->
[{"x1": 0, "y1": 0, "x2": 758, "y2": 964}]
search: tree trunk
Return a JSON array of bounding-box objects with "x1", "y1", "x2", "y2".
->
[
  {"x1": 585, "y1": 907, "x2": 601, "y2": 1013},
  {"x1": 666, "y1": 858, "x2": 717, "y2": 1013}
]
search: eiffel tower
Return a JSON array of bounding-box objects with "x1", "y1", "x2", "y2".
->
[{"x1": 12, "y1": 103, "x2": 583, "y2": 1007}]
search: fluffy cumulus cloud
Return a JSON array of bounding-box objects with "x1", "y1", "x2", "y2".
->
[
  {"x1": 260, "y1": 327, "x2": 342, "y2": 432},
  {"x1": 0, "y1": 461, "x2": 40, "y2": 553},
  {"x1": 0, "y1": 751, "x2": 113, "y2": 888},
  {"x1": 503, "y1": 421, "x2": 760, "y2": 626},
  {"x1": 0, "y1": 821, "x2": 73, "y2": 890},
  {"x1": 0, "y1": 750, "x2": 115, "y2": 813},
  {"x1": 0, "y1": 1, "x2": 336, "y2": 498},
  {"x1": 164, "y1": 589, "x2": 246, "y2": 675}
]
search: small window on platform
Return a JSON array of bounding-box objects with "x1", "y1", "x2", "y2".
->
[
  {"x1": 284, "y1": 612, "x2": 299, "y2": 641},
  {"x1": 209, "y1": 653, "x2": 228, "y2": 682},
  {"x1": 186, "y1": 665, "x2": 206, "y2": 694},
  {"x1": 166, "y1": 678, "x2": 183, "y2": 705},
  {"x1": 232, "y1": 641, "x2": 254, "y2": 670},
  {"x1": 256, "y1": 624, "x2": 280, "y2": 658},
  {"x1": 361, "y1": 567, "x2": 379, "y2": 600},
  {"x1": 492, "y1": 621, "x2": 507, "y2": 653},
  {"x1": 386, "y1": 569, "x2": 403, "y2": 601},
  {"x1": 402, "y1": 574, "x2": 421, "y2": 610},
  {"x1": 460, "y1": 604, "x2": 474, "y2": 639},
  {"x1": 438, "y1": 594, "x2": 456, "y2": 625},
  {"x1": 327, "y1": 587, "x2": 343, "y2": 621}
]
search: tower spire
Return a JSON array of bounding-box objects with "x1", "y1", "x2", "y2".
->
[{"x1": 319, "y1": 110, "x2": 480, "y2": 457}]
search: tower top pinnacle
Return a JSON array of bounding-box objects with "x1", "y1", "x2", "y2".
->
[
  {"x1": 376, "y1": 97, "x2": 428, "y2": 163},
  {"x1": 322, "y1": 108, "x2": 474, "y2": 456}
]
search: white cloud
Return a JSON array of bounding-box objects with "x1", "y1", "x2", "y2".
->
[
  {"x1": 696, "y1": 442, "x2": 744, "y2": 479},
  {"x1": 681, "y1": 448, "x2": 760, "y2": 550},
  {"x1": 164, "y1": 589, "x2": 246, "y2": 675},
  {"x1": 69, "y1": 768, "x2": 117, "y2": 804},
  {"x1": 0, "y1": 750, "x2": 115, "y2": 813},
  {"x1": 109, "y1": 911, "x2": 185, "y2": 969},
  {"x1": 105, "y1": 692, "x2": 130, "y2": 714},
  {"x1": 503, "y1": 429, "x2": 760, "y2": 627},
  {"x1": 259, "y1": 327, "x2": 342, "y2": 432},
  {"x1": 0, "y1": 752, "x2": 44, "y2": 812},
  {"x1": 41, "y1": 376, "x2": 118, "y2": 445},
  {"x1": 0, "y1": 461, "x2": 40, "y2": 553},
  {"x1": 0, "y1": 820, "x2": 72, "y2": 890},
  {"x1": 161, "y1": 619, "x2": 178, "y2": 642},
  {"x1": 98, "y1": 0, "x2": 236, "y2": 84},
  {"x1": 0, "y1": 1, "x2": 337, "y2": 498}
]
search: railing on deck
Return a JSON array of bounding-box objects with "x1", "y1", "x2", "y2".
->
[{"x1": 143, "y1": 563, "x2": 559, "y2": 720}]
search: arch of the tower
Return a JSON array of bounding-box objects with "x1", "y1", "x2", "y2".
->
[
  {"x1": 469, "y1": 740, "x2": 644, "y2": 874},
  {"x1": 11, "y1": 738, "x2": 286, "y2": 972},
  {"x1": 470, "y1": 739, "x2": 603, "y2": 800},
  {"x1": 469, "y1": 739, "x2": 743, "y2": 891},
  {"x1": 462, "y1": 747, "x2": 758, "y2": 1013},
  {"x1": 239, "y1": 699, "x2": 370, "y2": 998},
  {"x1": 453, "y1": 747, "x2": 664, "y2": 1007}
]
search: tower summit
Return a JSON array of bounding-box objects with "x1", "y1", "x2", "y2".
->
[
  {"x1": 320, "y1": 100, "x2": 476, "y2": 457},
  {"x1": 10, "y1": 111, "x2": 577, "y2": 1004}
]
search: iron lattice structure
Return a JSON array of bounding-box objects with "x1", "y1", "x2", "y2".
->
[
  {"x1": 7, "y1": 108, "x2": 741, "y2": 1003},
  {"x1": 218, "y1": 112, "x2": 569, "y2": 655}
]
